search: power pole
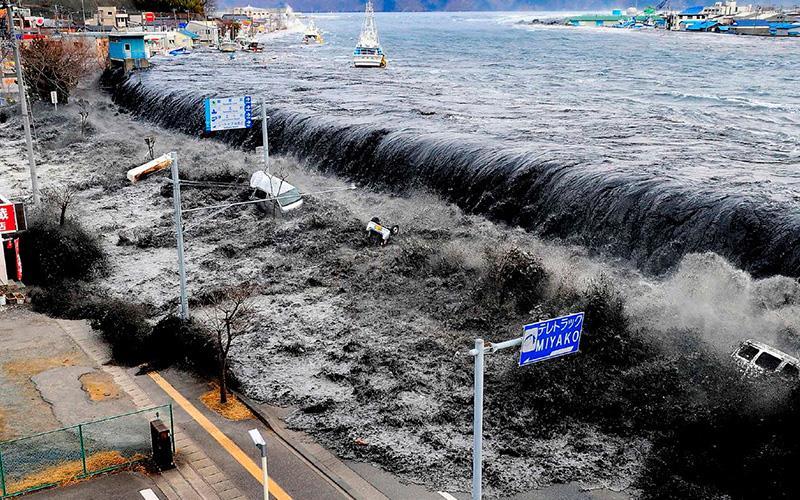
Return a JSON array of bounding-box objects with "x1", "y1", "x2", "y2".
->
[{"x1": 4, "y1": 0, "x2": 39, "y2": 205}]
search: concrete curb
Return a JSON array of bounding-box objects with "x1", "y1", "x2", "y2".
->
[{"x1": 234, "y1": 390, "x2": 388, "y2": 500}]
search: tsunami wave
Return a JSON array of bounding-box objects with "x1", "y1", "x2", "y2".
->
[{"x1": 105, "y1": 68, "x2": 800, "y2": 279}]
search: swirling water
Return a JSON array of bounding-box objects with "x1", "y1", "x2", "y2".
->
[{"x1": 113, "y1": 11, "x2": 800, "y2": 277}]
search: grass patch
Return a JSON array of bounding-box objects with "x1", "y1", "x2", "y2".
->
[
  {"x1": 3, "y1": 353, "x2": 82, "y2": 379},
  {"x1": 6, "y1": 450, "x2": 146, "y2": 495},
  {"x1": 79, "y1": 371, "x2": 121, "y2": 401},
  {"x1": 199, "y1": 385, "x2": 253, "y2": 421}
]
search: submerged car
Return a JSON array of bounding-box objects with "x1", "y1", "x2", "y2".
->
[
  {"x1": 250, "y1": 171, "x2": 303, "y2": 214},
  {"x1": 732, "y1": 339, "x2": 800, "y2": 380},
  {"x1": 366, "y1": 217, "x2": 399, "y2": 246}
]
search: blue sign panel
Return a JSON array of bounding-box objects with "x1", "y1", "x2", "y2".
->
[
  {"x1": 519, "y1": 312, "x2": 584, "y2": 366},
  {"x1": 204, "y1": 96, "x2": 252, "y2": 132}
]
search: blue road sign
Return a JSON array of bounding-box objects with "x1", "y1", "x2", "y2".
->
[
  {"x1": 519, "y1": 312, "x2": 584, "y2": 366},
  {"x1": 204, "y1": 96, "x2": 253, "y2": 132}
]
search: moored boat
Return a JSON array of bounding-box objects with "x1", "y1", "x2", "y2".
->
[{"x1": 353, "y1": 0, "x2": 386, "y2": 68}]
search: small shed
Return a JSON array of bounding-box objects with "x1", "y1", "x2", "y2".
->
[{"x1": 108, "y1": 33, "x2": 147, "y2": 62}]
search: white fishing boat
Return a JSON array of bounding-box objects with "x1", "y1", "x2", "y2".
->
[
  {"x1": 303, "y1": 20, "x2": 324, "y2": 44},
  {"x1": 219, "y1": 33, "x2": 238, "y2": 52},
  {"x1": 353, "y1": 0, "x2": 386, "y2": 68}
]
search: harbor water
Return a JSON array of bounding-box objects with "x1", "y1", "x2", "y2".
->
[{"x1": 113, "y1": 12, "x2": 800, "y2": 277}]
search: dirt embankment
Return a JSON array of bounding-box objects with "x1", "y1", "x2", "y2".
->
[{"x1": 3, "y1": 83, "x2": 800, "y2": 498}]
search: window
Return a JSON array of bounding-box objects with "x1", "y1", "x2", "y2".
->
[
  {"x1": 781, "y1": 364, "x2": 799, "y2": 379},
  {"x1": 124, "y1": 43, "x2": 131, "y2": 51},
  {"x1": 754, "y1": 352, "x2": 782, "y2": 372},
  {"x1": 736, "y1": 344, "x2": 759, "y2": 361}
]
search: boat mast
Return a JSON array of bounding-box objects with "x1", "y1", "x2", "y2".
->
[{"x1": 359, "y1": 0, "x2": 380, "y2": 47}]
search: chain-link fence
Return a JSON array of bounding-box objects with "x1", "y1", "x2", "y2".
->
[{"x1": 0, "y1": 404, "x2": 173, "y2": 497}]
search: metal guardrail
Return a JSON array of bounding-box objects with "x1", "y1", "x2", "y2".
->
[{"x1": 0, "y1": 404, "x2": 173, "y2": 497}]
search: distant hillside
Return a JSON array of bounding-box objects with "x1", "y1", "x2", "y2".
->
[{"x1": 21, "y1": 0, "x2": 205, "y2": 16}]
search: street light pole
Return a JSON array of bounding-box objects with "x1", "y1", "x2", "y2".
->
[
  {"x1": 248, "y1": 429, "x2": 269, "y2": 500},
  {"x1": 4, "y1": 0, "x2": 39, "y2": 205}
]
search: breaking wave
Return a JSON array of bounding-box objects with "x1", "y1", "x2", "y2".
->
[{"x1": 106, "y1": 68, "x2": 800, "y2": 279}]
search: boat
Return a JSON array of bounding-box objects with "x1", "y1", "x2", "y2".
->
[
  {"x1": 353, "y1": 0, "x2": 386, "y2": 68},
  {"x1": 219, "y1": 35, "x2": 238, "y2": 52},
  {"x1": 303, "y1": 20, "x2": 324, "y2": 44},
  {"x1": 247, "y1": 41, "x2": 265, "y2": 52}
]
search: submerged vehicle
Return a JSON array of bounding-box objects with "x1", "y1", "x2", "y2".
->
[
  {"x1": 303, "y1": 20, "x2": 324, "y2": 44},
  {"x1": 732, "y1": 339, "x2": 800, "y2": 380},
  {"x1": 353, "y1": 0, "x2": 386, "y2": 68},
  {"x1": 250, "y1": 171, "x2": 303, "y2": 213},
  {"x1": 366, "y1": 217, "x2": 399, "y2": 246}
]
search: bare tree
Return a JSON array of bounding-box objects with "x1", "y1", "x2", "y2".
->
[
  {"x1": 145, "y1": 135, "x2": 156, "y2": 161},
  {"x1": 77, "y1": 99, "x2": 89, "y2": 136},
  {"x1": 202, "y1": 285, "x2": 255, "y2": 403},
  {"x1": 19, "y1": 38, "x2": 94, "y2": 103},
  {"x1": 41, "y1": 184, "x2": 76, "y2": 227}
]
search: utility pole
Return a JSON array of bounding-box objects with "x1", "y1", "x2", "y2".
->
[
  {"x1": 80, "y1": 0, "x2": 86, "y2": 27},
  {"x1": 170, "y1": 152, "x2": 189, "y2": 320},
  {"x1": 4, "y1": 0, "x2": 39, "y2": 205}
]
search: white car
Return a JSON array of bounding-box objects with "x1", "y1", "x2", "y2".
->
[
  {"x1": 250, "y1": 171, "x2": 303, "y2": 214},
  {"x1": 732, "y1": 339, "x2": 800, "y2": 380},
  {"x1": 366, "y1": 217, "x2": 399, "y2": 246}
]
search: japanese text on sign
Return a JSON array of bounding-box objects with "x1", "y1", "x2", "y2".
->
[
  {"x1": 519, "y1": 312, "x2": 584, "y2": 366},
  {"x1": 0, "y1": 203, "x2": 18, "y2": 234}
]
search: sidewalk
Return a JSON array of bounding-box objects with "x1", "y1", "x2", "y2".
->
[{"x1": 55, "y1": 317, "x2": 246, "y2": 500}]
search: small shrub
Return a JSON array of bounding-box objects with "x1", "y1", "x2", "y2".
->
[
  {"x1": 579, "y1": 276, "x2": 648, "y2": 368},
  {"x1": 117, "y1": 228, "x2": 173, "y2": 249},
  {"x1": 90, "y1": 299, "x2": 152, "y2": 365},
  {"x1": 482, "y1": 246, "x2": 549, "y2": 313},
  {"x1": 394, "y1": 240, "x2": 434, "y2": 275},
  {"x1": 150, "y1": 315, "x2": 216, "y2": 373},
  {"x1": 18, "y1": 213, "x2": 106, "y2": 286}
]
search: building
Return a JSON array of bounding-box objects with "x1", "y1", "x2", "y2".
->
[
  {"x1": 94, "y1": 6, "x2": 129, "y2": 30},
  {"x1": 185, "y1": 20, "x2": 219, "y2": 45},
  {"x1": 566, "y1": 14, "x2": 624, "y2": 27},
  {"x1": 232, "y1": 5, "x2": 271, "y2": 20},
  {"x1": 108, "y1": 33, "x2": 150, "y2": 71}
]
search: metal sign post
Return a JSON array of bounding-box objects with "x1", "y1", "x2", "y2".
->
[
  {"x1": 170, "y1": 152, "x2": 189, "y2": 320},
  {"x1": 468, "y1": 312, "x2": 584, "y2": 500},
  {"x1": 261, "y1": 99, "x2": 270, "y2": 175}
]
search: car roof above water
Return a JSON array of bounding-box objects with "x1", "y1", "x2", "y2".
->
[{"x1": 738, "y1": 339, "x2": 800, "y2": 366}]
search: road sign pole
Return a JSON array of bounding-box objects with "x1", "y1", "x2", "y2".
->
[
  {"x1": 261, "y1": 99, "x2": 270, "y2": 175},
  {"x1": 170, "y1": 152, "x2": 189, "y2": 320},
  {"x1": 472, "y1": 338, "x2": 484, "y2": 500}
]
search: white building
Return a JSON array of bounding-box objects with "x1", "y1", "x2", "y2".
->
[
  {"x1": 185, "y1": 20, "x2": 220, "y2": 45},
  {"x1": 232, "y1": 5, "x2": 272, "y2": 20}
]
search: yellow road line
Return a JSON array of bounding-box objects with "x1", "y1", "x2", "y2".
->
[{"x1": 148, "y1": 372, "x2": 292, "y2": 500}]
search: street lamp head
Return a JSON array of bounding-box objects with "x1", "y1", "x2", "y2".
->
[{"x1": 248, "y1": 428, "x2": 266, "y2": 447}]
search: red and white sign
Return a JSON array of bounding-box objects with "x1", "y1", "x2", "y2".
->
[
  {"x1": 0, "y1": 203, "x2": 18, "y2": 234},
  {"x1": 143, "y1": 12, "x2": 155, "y2": 23}
]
